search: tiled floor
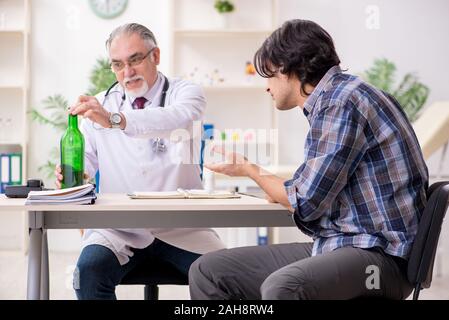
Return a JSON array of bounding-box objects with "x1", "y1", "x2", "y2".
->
[{"x1": 1, "y1": 250, "x2": 448, "y2": 300}]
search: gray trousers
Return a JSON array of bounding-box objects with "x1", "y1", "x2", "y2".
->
[{"x1": 189, "y1": 243, "x2": 413, "y2": 300}]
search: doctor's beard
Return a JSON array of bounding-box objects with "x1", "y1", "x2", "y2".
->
[{"x1": 123, "y1": 75, "x2": 149, "y2": 98}]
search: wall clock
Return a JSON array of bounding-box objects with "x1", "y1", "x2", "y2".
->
[{"x1": 89, "y1": 0, "x2": 128, "y2": 19}]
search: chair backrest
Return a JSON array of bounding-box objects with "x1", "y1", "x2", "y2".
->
[{"x1": 407, "y1": 181, "x2": 449, "y2": 290}]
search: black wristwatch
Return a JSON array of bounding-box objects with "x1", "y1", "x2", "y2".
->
[{"x1": 109, "y1": 112, "x2": 122, "y2": 129}]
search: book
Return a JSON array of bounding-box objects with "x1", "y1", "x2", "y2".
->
[
  {"x1": 128, "y1": 188, "x2": 241, "y2": 199},
  {"x1": 25, "y1": 183, "x2": 97, "y2": 205}
]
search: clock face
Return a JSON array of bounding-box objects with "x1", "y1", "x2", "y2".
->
[{"x1": 89, "y1": 0, "x2": 128, "y2": 19}]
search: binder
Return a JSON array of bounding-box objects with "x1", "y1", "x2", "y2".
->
[
  {"x1": 10, "y1": 153, "x2": 22, "y2": 185},
  {"x1": 0, "y1": 153, "x2": 23, "y2": 193},
  {"x1": 1, "y1": 153, "x2": 10, "y2": 181},
  {"x1": 1, "y1": 154, "x2": 10, "y2": 193}
]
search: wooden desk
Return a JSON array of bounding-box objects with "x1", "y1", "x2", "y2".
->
[{"x1": 0, "y1": 194, "x2": 293, "y2": 300}]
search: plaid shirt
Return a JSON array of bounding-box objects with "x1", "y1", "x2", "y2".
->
[{"x1": 284, "y1": 65, "x2": 428, "y2": 259}]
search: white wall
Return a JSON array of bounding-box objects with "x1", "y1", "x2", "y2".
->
[
  {"x1": 276, "y1": 0, "x2": 449, "y2": 243},
  {"x1": 19, "y1": 0, "x2": 449, "y2": 250},
  {"x1": 277, "y1": 0, "x2": 449, "y2": 174}
]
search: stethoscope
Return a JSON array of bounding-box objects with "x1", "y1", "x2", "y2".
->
[{"x1": 102, "y1": 75, "x2": 170, "y2": 153}]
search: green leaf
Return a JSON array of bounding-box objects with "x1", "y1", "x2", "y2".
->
[
  {"x1": 28, "y1": 94, "x2": 68, "y2": 132},
  {"x1": 38, "y1": 161, "x2": 57, "y2": 180},
  {"x1": 362, "y1": 58, "x2": 430, "y2": 122},
  {"x1": 86, "y1": 57, "x2": 117, "y2": 96},
  {"x1": 214, "y1": 0, "x2": 234, "y2": 13},
  {"x1": 361, "y1": 58, "x2": 396, "y2": 92}
]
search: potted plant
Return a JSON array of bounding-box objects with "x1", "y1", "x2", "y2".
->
[
  {"x1": 214, "y1": 0, "x2": 235, "y2": 28},
  {"x1": 214, "y1": 0, "x2": 234, "y2": 13},
  {"x1": 361, "y1": 58, "x2": 430, "y2": 122}
]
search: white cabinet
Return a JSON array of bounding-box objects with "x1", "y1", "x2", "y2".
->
[
  {"x1": 0, "y1": 0, "x2": 30, "y2": 250},
  {"x1": 0, "y1": 0, "x2": 29, "y2": 182},
  {"x1": 169, "y1": 0, "x2": 283, "y2": 246},
  {"x1": 169, "y1": 0, "x2": 280, "y2": 188}
]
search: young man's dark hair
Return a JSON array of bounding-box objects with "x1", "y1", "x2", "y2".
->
[{"x1": 254, "y1": 19, "x2": 341, "y2": 96}]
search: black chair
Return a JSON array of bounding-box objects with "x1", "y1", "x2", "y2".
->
[
  {"x1": 120, "y1": 259, "x2": 188, "y2": 300},
  {"x1": 406, "y1": 181, "x2": 449, "y2": 300}
]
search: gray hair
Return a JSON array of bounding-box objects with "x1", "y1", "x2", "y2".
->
[{"x1": 106, "y1": 23, "x2": 157, "y2": 50}]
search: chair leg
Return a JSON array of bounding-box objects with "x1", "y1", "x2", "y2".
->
[
  {"x1": 144, "y1": 284, "x2": 159, "y2": 300},
  {"x1": 413, "y1": 284, "x2": 421, "y2": 300}
]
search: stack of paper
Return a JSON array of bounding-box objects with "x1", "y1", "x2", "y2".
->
[
  {"x1": 129, "y1": 188, "x2": 241, "y2": 199},
  {"x1": 25, "y1": 184, "x2": 97, "y2": 205}
]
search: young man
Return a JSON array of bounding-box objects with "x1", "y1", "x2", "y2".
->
[
  {"x1": 57, "y1": 23, "x2": 225, "y2": 299},
  {"x1": 189, "y1": 19, "x2": 429, "y2": 300}
]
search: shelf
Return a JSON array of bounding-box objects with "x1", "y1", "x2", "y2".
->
[
  {"x1": 0, "y1": 29, "x2": 24, "y2": 34},
  {"x1": 214, "y1": 165, "x2": 298, "y2": 181},
  {"x1": 0, "y1": 141, "x2": 24, "y2": 146},
  {"x1": 202, "y1": 84, "x2": 266, "y2": 91},
  {"x1": 174, "y1": 29, "x2": 272, "y2": 36},
  {"x1": 0, "y1": 84, "x2": 24, "y2": 89},
  {"x1": 0, "y1": 142, "x2": 23, "y2": 154}
]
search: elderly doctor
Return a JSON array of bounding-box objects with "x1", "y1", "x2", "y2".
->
[{"x1": 55, "y1": 23, "x2": 225, "y2": 300}]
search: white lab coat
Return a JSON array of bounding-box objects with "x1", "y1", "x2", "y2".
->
[{"x1": 80, "y1": 73, "x2": 225, "y2": 265}]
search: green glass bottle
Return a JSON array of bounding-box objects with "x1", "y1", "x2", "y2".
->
[{"x1": 60, "y1": 114, "x2": 85, "y2": 188}]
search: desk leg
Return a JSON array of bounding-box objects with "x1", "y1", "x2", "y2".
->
[
  {"x1": 40, "y1": 229, "x2": 49, "y2": 300},
  {"x1": 27, "y1": 228, "x2": 42, "y2": 300}
]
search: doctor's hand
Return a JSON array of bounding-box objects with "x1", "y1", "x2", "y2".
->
[
  {"x1": 54, "y1": 164, "x2": 90, "y2": 189},
  {"x1": 205, "y1": 145, "x2": 254, "y2": 177},
  {"x1": 69, "y1": 95, "x2": 111, "y2": 128}
]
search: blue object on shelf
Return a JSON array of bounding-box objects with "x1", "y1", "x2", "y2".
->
[
  {"x1": 0, "y1": 153, "x2": 22, "y2": 193},
  {"x1": 200, "y1": 123, "x2": 214, "y2": 180},
  {"x1": 95, "y1": 171, "x2": 100, "y2": 193},
  {"x1": 257, "y1": 227, "x2": 268, "y2": 245}
]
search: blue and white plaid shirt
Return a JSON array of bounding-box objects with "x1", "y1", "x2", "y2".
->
[{"x1": 284, "y1": 65, "x2": 429, "y2": 259}]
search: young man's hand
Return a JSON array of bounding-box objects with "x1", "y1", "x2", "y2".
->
[
  {"x1": 69, "y1": 95, "x2": 111, "y2": 128},
  {"x1": 265, "y1": 194, "x2": 277, "y2": 203},
  {"x1": 205, "y1": 145, "x2": 254, "y2": 177},
  {"x1": 205, "y1": 145, "x2": 293, "y2": 211}
]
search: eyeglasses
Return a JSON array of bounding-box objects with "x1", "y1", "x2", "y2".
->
[{"x1": 110, "y1": 47, "x2": 156, "y2": 73}]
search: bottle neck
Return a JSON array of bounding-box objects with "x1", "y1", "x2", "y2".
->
[{"x1": 68, "y1": 114, "x2": 78, "y2": 129}]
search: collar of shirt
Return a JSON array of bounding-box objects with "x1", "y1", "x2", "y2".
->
[
  {"x1": 129, "y1": 72, "x2": 163, "y2": 107},
  {"x1": 302, "y1": 65, "x2": 342, "y2": 120}
]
